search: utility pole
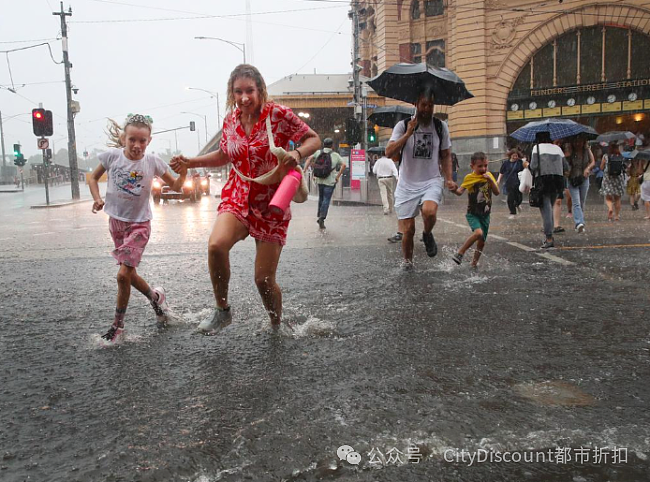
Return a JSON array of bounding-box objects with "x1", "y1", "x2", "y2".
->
[
  {"x1": 0, "y1": 111, "x2": 7, "y2": 180},
  {"x1": 53, "y1": 2, "x2": 80, "y2": 200}
]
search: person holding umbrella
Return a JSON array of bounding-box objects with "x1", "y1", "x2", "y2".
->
[
  {"x1": 385, "y1": 87, "x2": 456, "y2": 266},
  {"x1": 529, "y1": 131, "x2": 568, "y2": 249},
  {"x1": 368, "y1": 63, "x2": 473, "y2": 262}
]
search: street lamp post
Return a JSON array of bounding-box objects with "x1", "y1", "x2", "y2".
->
[
  {"x1": 186, "y1": 87, "x2": 221, "y2": 126},
  {"x1": 195, "y1": 36, "x2": 246, "y2": 64}
]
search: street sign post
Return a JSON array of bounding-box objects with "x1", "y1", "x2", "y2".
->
[{"x1": 37, "y1": 138, "x2": 49, "y2": 150}]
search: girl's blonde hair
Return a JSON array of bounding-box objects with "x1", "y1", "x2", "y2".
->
[
  {"x1": 106, "y1": 114, "x2": 152, "y2": 148},
  {"x1": 225, "y1": 64, "x2": 268, "y2": 113}
]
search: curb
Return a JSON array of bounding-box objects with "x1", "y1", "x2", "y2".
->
[{"x1": 30, "y1": 199, "x2": 94, "y2": 209}]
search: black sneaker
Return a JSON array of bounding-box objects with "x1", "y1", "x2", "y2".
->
[
  {"x1": 452, "y1": 252, "x2": 463, "y2": 265},
  {"x1": 422, "y1": 231, "x2": 437, "y2": 257},
  {"x1": 541, "y1": 240, "x2": 555, "y2": 249},
  {"x1": 387, "y1": 232, "x2": 403, "y2": 243},
  {"x1": 317, "y1": 218, "x2": 325, "y2": 230}
]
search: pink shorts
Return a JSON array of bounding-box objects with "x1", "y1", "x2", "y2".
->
[{"x1": 108, "y1": 218, "x2": 151, "y2": 267}]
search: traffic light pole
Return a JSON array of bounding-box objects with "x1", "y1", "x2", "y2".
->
[
  {"x1": 54, "y1": 2, "x2": 80, "y2": 200},
  {"x1": 0, "y1": 111, "x2": 6, "y2": 174},
  {"x1": 42, "y1": 141, "x2": 50, "y2": 206}
]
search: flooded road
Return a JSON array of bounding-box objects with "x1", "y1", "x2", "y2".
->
[{"x1": 1, "y1": 186, "x2": 649, "y2": 481}]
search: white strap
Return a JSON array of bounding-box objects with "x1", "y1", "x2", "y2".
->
[{"x1": 230, "y1": 115, "x2": 288, "y2": 185}]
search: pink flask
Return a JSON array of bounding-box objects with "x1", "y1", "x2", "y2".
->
[{"x1": 269, "y1": 169, "x2": 302, "y2": 216}]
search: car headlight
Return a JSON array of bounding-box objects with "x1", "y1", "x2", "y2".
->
[
  {"x1": 201, "y1": 179, "x2": 208, "y2": 186},
  {"x1": 152, "y1": 180, "x2": 162, "y2": 189},
  {"x1": 184, "y1": 180, "x2": 194, "y2": 189}
]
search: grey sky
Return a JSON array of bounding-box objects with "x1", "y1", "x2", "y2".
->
[{"x1": 1, "y1": 0, "x2": 352, "y2": 164}]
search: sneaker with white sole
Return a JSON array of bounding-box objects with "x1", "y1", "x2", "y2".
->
[
  {"x1": 576, "y1": 223, "x2": 585, "y2": 233},
  {"x1": 198, "y1": 307, "x2": 232, "y2": 334},
  {"x1": 452, "y1": 252, "x2": 463, "y2": 265},
  {"x1": 101, "y1": 325, "x2": 125, "y2": 345},
  {"x1": 151, "y1": 287, "x2": 170, "y2": 325}
]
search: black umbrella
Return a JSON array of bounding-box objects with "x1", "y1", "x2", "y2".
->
[
  {"x1": 368, "y1": 105, "x2": 415, "y2": 127},
  {"x1": 596, "y1": 131, "x2": 636, "y2": 144},
  {"x1": 367, "y1": 146, "x2": 386, "y2": 154},
  {"x1": 367, "y1": 63, "x2": 474, "y2": 106}
]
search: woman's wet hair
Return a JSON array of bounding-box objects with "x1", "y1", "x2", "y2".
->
[
  {"x1": 106, "y1": 114, "x2": 152, "y2": 148},
  {"x1": 470, "y1": 151, "x2": 487, "y2": 164},
  {"x1": 226, "y1": 64, "x2": 268, "y2": 112},
  {"x1": 507, "y1": 148, "x2": 521, "y2": 159}
]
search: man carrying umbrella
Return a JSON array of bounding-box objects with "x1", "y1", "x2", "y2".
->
[{"x1": 385, "y1": 87, "x2": 456, "y2": 266}]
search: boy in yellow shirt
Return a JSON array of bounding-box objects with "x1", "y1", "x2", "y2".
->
[{"x1": 451, "y1": 152, "x2": 500, "y2": 267}]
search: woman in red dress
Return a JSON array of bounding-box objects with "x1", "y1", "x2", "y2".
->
[{"x1": 172, "y1": 65, "x2": 320, "y2": 332}]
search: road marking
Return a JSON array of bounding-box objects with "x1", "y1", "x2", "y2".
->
[
  {"x1": 33, "y1": 232, "x2": 55, "y2": 236},
  {"x1": 507, "y1": 241, "x2": 536, "y2": 252},
  {"x1": 439, "y1": 217, "x2": 573, "y2": 265},
  {"x1": 556, "y1": 243, "x2": 650, "y2": 250},
  {"x1": 0, "y1": 237, "x2": 11, "y2": 241},
  {"x1": 536, "y1": 252, "x2": 575, "y2": 266}
]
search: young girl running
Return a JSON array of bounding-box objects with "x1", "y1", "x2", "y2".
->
[{"x1": 88, "y1": 114, "x2": 187, "y2": 344}]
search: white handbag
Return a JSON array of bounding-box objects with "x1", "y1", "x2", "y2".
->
[{"x1": 230, "y1": 115, "x2": 308, "y2": 203}]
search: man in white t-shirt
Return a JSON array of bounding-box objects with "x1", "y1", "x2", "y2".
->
[
  {"x1": 385, "y1": 89, "x2": 457, "y2": 266},
  {"x1": 372, "y1": 155, "x2": 399, "y2": 214}
]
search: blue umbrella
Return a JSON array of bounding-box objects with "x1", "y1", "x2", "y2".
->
[{"x1": 511, "y1": 118, "x2": 590, "y2": 142}]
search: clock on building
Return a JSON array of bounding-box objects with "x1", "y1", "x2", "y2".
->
[
  {"x1": 529, "y1": 101, "x2": 537, "y2": 110},
  {"x1": 511, "y1": 103, "x2": 519, "y2": 112},
  {"x1": 547, "y1": 100, "x2": 556, "y2": 108},
  {"x1": 587, "y1": 96, "x2": 596, "y2": 105},
  {"x1": 567, "y1": 98, "x2": 576, "y2": 107},
  {"x1": 607, "y1": 94, "x2": 616, "y2": 103},
  {"x1": 628, "y1": 92, "x2": 638, "y2": 102}
]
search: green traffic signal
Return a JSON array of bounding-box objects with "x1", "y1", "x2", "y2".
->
[{"x1": 368, "y1": 131, "x2": 376, "y2": 143}]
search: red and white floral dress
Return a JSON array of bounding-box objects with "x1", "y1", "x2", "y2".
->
[{"x1": 218, "y1": 102, "x2": 309, "y2": 245}]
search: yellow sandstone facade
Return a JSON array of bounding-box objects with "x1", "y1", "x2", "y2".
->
[{"x1": 358, "y1": 0, "x2": 650, "y2": 158}]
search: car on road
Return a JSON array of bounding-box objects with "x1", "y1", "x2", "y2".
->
[{"x1": 152, "y1": 169, "x2": 207, "y2": 204}]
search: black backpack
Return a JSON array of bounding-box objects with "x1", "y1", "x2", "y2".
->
[
  {"x1": 398, "y1": 117, "x2": 445, "y2": 161},
  {"x1": 313, "y1": 150, "x2": 333, "y2": 178},
  {"x1": 607, "y1": 154, "x2": 624, "y2": 176}
]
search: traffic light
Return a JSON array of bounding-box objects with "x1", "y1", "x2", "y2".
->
[
  {"x1": 32, "y1": 108, "x2": 54, "y2": 137},
  {"x1": 189, "y1": 121, "x2": 196, "y2": 131},
  {"x1": 368, "y1": 129, "x2": 376, "y2": 143},
  {"x1": 13, "y1": 144, "x2": 25, "y2": 167}
]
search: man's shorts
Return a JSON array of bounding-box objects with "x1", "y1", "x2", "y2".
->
[
  {"x1": 394, "y1": 177, "x2": 444, "y2": 220},
  {"x1": 465, "y1": 213, "x2": 490, "y2": 241},
  {"x1": 109, "y1": 218, "x2": 151, "y2": 267}
]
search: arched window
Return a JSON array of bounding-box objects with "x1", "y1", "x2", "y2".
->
[
  {"x1": 411, "y1": 0, "x2": 420, "y2": 20},
  {"x1": 425, "y1": 0, "x2": 443, "y2": 17},
  {"x1": 511, "y1": 26, "x2": 650, "y2": 91},
  {"x1": 426, "y1": 40, "x2": 445, "y2": 68}
]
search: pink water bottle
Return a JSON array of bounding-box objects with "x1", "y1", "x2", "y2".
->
[{"x1": 269, "y1": 169, "x2": 302, "y2": 216}]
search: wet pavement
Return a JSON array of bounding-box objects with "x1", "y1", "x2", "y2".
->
[{"x1": 1, "y1": 183, "x2": 649, "y2": 481}]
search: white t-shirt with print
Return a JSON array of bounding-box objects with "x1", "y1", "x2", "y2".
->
[
  {"x1": 389, "y1": 118, "x2": 451, "y2": 190},
  {"x1": 99, "y1": 148, "x2": 168, "y2": 222}
]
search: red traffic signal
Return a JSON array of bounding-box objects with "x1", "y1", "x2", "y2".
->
[{"x1": 32, "y1": 108, "x2": 54, "y2": 137}]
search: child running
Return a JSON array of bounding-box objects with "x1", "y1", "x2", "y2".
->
[
  {"x1": 451, "y1": 151, "x2": 500, "y2": 267},
  {"x1": 88, "y1": 114, "x2": 187, "y2": 344}
]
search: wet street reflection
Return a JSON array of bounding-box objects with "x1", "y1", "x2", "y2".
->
[{"x1": 0, "y1": 185, "x2": 649, "y2": 482}]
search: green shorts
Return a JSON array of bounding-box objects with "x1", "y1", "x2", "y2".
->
[{"x1": 465, "y1": 213, "x2": 490, "y2": 241}]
